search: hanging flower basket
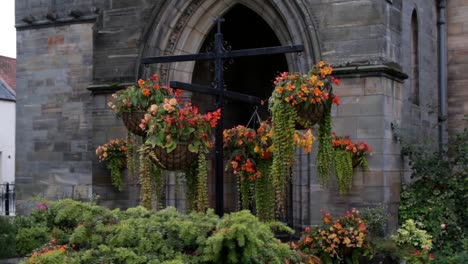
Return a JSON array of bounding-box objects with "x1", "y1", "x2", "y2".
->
[
  {"x1": 352, "y1": 156, "x2": 361, "y2": 168},
  {"x1": 121, "y1": 110, "x2": 147, "y2": 136},
  {"x1": 295, "y1": 103, "x2": 325, "y2": 127},
  {"x1": 148, "y1": 142, "x2": 197, "y2": 171}
]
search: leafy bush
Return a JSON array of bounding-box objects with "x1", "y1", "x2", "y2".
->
[
  {"x1": 398, "y1": 127, "x2": 468, "y2": 261},
  {"x1": 0, "y1": 216, "x2": 17, "y2": 258},
  {"x1": 15, "y1": 199, "x2": 300, "y2": 264}
]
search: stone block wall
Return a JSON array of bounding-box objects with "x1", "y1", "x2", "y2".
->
[
  {"x1": 14, "y1": 0, "x2": 441, "y2": 230},
  {"x1": 447, "y1": 0, "x2": 468, "y2": 137},
  {"x1": 15, "y1": 23, "x2": 95, "y2": 211}
]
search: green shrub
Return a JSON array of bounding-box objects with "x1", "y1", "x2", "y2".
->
[
  {"x1": 16, "y1": 200, "x2": 300, "y2": 264},
  {"x1": 203, "y1": 210, "x2": 298, "y2": 264},
  {"x1": 398, "y1": 127, "x2": 468, "y2": 261},
  {"x1": 0, "y1": 216, "x2": 17, "y2": 258}
]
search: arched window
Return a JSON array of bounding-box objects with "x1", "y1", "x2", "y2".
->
[{"x1": 411, "y1": 10, "x2": 420, "y2": 105}]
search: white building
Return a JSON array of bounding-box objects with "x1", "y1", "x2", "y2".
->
[{"x1": 0, "y1": 75, "x2": 15, "y2": 184}]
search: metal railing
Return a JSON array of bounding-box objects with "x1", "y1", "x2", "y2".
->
[{"x1": 0, "y1": 183, "x2": 15, "y2": 216}]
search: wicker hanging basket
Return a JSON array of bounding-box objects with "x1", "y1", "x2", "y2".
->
[
  {"x1": 148, "y1": 142, "x2": 197, "y2": 171},
  {"x1": 121, "y1": 110, "x2": 146, "y2": 136},
  {"x1": 295, "y1": 103, "x2": 325, "y2": 128},
  {"x1": 352, "y1": 156, "x2": 361, "y2": 168}
]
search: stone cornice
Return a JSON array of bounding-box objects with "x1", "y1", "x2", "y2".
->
[
  {"x1": 333, "y1": 64, "x2": 408, "y2": 82},
  {"x1": 16, "y1": 15, "x2": 98, "y2": 31}
]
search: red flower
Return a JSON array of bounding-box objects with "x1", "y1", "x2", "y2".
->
[
  {"x1": 332, "y1": 76, "x2": 340, "y2": 85},
  {"x1": 429, "y1": 253, "x2": 435, "y2": 259},
  {"x1": 332, "y1": 96, "x2": 340, "y2": 105}
]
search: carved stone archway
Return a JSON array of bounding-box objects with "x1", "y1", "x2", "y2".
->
[{"x1": 137, "y1": 0, "x2": 321, "y2": 82}]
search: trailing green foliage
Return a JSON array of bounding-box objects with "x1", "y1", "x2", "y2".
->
[
  {"x1": 333, "y1": 149, "x2": 353, "y2": 195},
  {"x1": 317, "y1": 111, "x2": 333, "y2": 186},
  {"x1": 139, "y1": 150, "x2": 153, "y2": 210},
  {"x1": 194, "y1": 153, "x2": 209, "y2": 213},
  {"x1": 255, "y1": 161, "x2": 275, "y2": 222},
  {"x1": 270, "y1": 102, "x2": 296, "y2": 214}
]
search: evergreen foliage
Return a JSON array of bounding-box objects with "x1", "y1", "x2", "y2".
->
[{"x1": 10, "y1": 199, "x2": 300, "y2": 264}]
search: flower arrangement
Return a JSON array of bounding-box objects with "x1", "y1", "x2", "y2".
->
[
  {"x1": 223, "y1": 122, "x2": 274, "y2": 219},
  {"x1": 108, "y1": 74, "x2": 178, "y2": 116},
  {"x1": 95, "y1": 138, "x2": 128, "y2": 191},
  {"x1": 141, "y1": 100, "x2": 221, "y2": 156},
  {"x1": 138, "y1": 100, "x2": 221, "y2": 212},
  {"x1": 269, "y1": 61, "x2": 339, "y2": 213},
  {"x1": 108, "y1": 74, "x2": 181, "y2": 136},
  {"x1": 223, "y1": 121, "x2": 313, "y2": 220},
  {"x1": 331, "y1": 133, "x2": 372, "y2": 195},
  {"x1": 294, "y1": 209, "x2": 373, "y2": 263}
]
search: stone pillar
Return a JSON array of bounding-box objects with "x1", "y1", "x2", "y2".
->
[
  {"x1": 293, "y1": 64, "x2": 407, "y2": 233},
  {"x1": 15, "y1": 23, "x2": 95, "y2": 212}
]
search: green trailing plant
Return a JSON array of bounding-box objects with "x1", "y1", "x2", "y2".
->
[
  {"x1": 255, "y1": 160, "x2": 275, "y2": 222},
  {"x1": 333, "y1": 149, "x2": 353, "y2": 195},
  {"x1": 317, "y1": 110, "x2": 333, "y2": 186},
  {"x1": 270, "y1": 102, "x2": 296, "y2": 214},
  {"x1": 151, "y1": 162, "x2": 164, "y2": 210},
  {"x1": 126, "y1": 132, "x2": 139, "y2": 183},
  {"x1": 194, "y1": 153, "x2": 208, "y2": 213},
  {"x1": 139, "y1": 148, "x2": 153, "y2": 210},
  {"x1": 269, "y1": 62, "x2": 339, "y2": 212},
  {"x1": 330, "y1": 133, "x2": 372, "y2": 194}
]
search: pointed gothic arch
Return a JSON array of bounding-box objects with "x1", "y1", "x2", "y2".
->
[{"x1": 137, "y1": 0, "x2": 321, "y2": 82}]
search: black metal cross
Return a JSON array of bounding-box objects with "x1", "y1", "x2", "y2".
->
[{"x1": 142, "y1": 17, "x2": 303, "y2": 215}]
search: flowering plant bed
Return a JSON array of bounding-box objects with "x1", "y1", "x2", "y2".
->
[
  {"x1": 294, "y1": 209, "x2": 373, "y2": 263},
  {"x1": 95, "y1": 138, "x2": 128, "y2": 191},
  {"x1": 331, "y1": 133, "x2": 372, "y2": 195}
]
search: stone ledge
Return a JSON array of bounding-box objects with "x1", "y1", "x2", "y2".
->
[
  {"x1": 16, "y1": 15, "x2": 97, "y2": 30},
  {"x1": 87, "y1": 82, "x2": 133, "y2": 95},
  {"x1": 333, "y1": 64, "x2": 408, "y2": 82}
]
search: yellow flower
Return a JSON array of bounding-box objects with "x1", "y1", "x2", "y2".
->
[
  {"x1": 150, "y1": 104, "x2": 159, "y2": 113},
  {"x1": 169, "y1": 98, "x2": 177, "y2": 106}
]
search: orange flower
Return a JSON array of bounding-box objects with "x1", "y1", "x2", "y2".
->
[
  {"x1": 358, "y1": 223, "x2": 366, "y2": 232},
  {"x1": 142, "y1": 88, "x2": 151, "y2": 97},
  {"x1": 138, "y1": 79, "x2": 145, "y2": 87},
  {"x1": 276, "y1": 86, "x2": 284, "y2": 94},
  {"x1": 153, "y1": 83, "x2": 160, "y2": 89}
]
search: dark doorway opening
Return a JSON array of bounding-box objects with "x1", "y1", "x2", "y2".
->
[{"x1": 192, "y1": 4, "x2": 288, "y2": 128}]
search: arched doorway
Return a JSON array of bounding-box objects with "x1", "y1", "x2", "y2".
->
[
  {"x1": 190, "y1": 4, "x2": 289, "y2": 213},
  {"x1": 191, "y1": 4, "x2": 288, "y2": 128},
  {"x1": 139, "y1": 0, "x2": 320, "y2": 219}
]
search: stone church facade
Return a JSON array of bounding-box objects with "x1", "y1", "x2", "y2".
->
[{"x1": 14, "y1": 0, "x2": 465, "y2": 229}]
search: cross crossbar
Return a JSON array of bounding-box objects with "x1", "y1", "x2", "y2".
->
[
  {"x1": 170, "y1": 81, "x2": 261, "y2": 105},
  {"x1": 142, "y1": 17, "x2": 304, "y2": 216},
  {"x1": 142, "y1": 45, "x2": 304, "y2": 64}
]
